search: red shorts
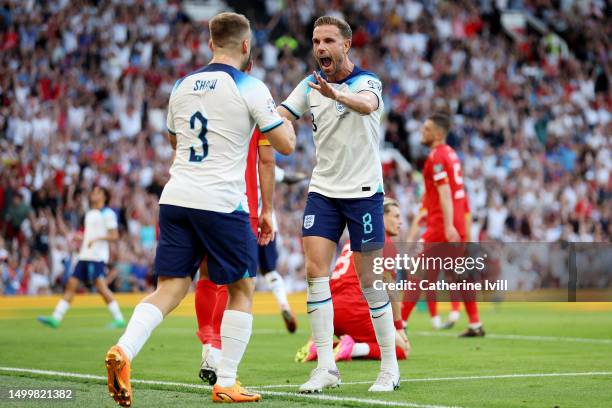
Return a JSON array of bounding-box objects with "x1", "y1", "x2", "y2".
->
[
  {"x1": 334, "y1": 304, "x2": 407, "y2": 360},
  {"x1": 333, "y1": 304, "x2": 377, "y2": 343}
]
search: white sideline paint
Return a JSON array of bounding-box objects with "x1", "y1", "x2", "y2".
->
[
  {"x1": 0, "y1": 366, "x2": 457, "y2": 408},
  {"x1": 160, "y1": 328, "x2": 612, "y2": 344},
  {"x1": 413, "y1": 331, "x2": 612, "y2": 345},
  {"x1": 253, "y1": 371, "x2": 612, "y2": 388}
]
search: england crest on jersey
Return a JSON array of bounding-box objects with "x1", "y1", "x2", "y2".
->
[
  {"x1": 303, "y1": 215, "x2": 315, "y2": 229},
  {"x1": 335, "y1": 101, "x2": 346, "y2": 114}
]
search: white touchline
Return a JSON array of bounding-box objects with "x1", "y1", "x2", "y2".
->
[
  {"x1": 253, "y1": 371, "x2": 612, "y2": 388},
  {"x1": 0, "y1": 366, "x2": 458, "y2": 408},
  {"x1": 413, "y1": 331, "x2": 612, "y2": 345}
]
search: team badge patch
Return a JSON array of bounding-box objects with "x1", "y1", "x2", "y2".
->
[
  {"x1": 434, "y1": 164, "x2": 443, "y2": 172},
  {"x1": 303, "y1": 215, "x2": 315, "y2": 229},
  {"x1": 335, "y1": 101, "x2": 346, "y2": 114}
]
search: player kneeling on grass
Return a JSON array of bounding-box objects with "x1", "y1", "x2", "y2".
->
[
  {"x1": 37, "y1": 186, "x2": 124, "y2": 329},
  {"x1": 296, "y1": 198, "x2": 411, "y2": 363},
  {"x1": 103, "y1": 12, "x2": 296, "y2": 407}
]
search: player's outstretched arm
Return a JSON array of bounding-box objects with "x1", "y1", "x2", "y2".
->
[
  {"x1": 307, "y1": 71, "x2": 378, "y2": 115},
  {"x1": 264, "y1": 118, "x2": 296, "y2": 155}
]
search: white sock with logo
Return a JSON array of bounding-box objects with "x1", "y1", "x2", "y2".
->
[
  {"x1": 362, "y1": 287, "x2": 398, "y2": 374},
  {"x1": 117, "y1": 302, "x2": 164, "y2": 362},
  {"x1": 307, "y1": 277, "x2": 336, "y2": 370},
  {"x1": 217, "y1": 310, "x2": 253, "y2": 388}
]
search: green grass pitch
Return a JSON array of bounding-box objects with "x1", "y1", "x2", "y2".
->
[{"x1": 1, "y1": 303, "x2": 611, "y2": 407}]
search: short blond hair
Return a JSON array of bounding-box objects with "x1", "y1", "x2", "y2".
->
[
  {"x1": 383, "y1": 197, "x2": 399, "y2": 213},
  {"x1": 209, "y1": 12, "x2": 251, "y2": 49}
]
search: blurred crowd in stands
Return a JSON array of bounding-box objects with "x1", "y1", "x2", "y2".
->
[{"x1": 0, "y1": 0, "x2": 609, "y2": 295}]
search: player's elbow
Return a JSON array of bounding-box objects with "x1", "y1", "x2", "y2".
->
[
  {"x1": 360, "y1": 103, "x2": 377, "y2": 115},
  {"x1": 275, "y1": 139, "x2": 295, "y2": 155},
  {"x1": 266, "y1": 123, "x2": 296, "y2": 155}
]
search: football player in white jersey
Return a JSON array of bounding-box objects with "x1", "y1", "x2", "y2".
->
[
  {"x1": 104, "y1": 12, "x2": 295, "y2": 406},
  {"x1": 37, "y1": 186, "x2": 124, "y2": 329},
  {"x1": 278, "y1": 16, "x2": 400, "y2": 393}
]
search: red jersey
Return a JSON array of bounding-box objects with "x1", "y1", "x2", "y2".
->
[
  {"x1": 245, "y1": 129, "x2": 271, "y2": 232},
  {"x1": 331, "y1": 235, "x2": 397, "y2": 308},
  {"x1": 422, "y1": 144, "x2": 467, "y2": 242}
]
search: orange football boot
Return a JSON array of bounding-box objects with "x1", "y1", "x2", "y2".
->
[
  {"x1": 105, "y1": 345, "x2": 132, "y2": 407},
  {"x1": 212, "y1": 382, "x2": 262, "y2": 403}
]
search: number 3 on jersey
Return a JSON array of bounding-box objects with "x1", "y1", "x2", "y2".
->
[{"x1": 189, "y1": 111, "x2": 208, "y2": 162}]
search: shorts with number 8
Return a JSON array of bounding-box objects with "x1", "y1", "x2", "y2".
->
[{"x1": 302, "y1": 192, "x2": 385, "y2": 252}]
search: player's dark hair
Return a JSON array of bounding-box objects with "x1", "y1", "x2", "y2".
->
[
  {"x1": 101, "y1": 187, "x2": 111, "y2": 206},
  {"x1": 314, "y1": 16, "x2": 352, "y2": 39},
  {"x1": 209, "y1": 12, "x2": 251, "y2": 49},
  {"x1": 428, "y1": 110, "x2": 451, "y2": 135},
  {"x1": 383, "y1": 198, "x2": 399, "y2": 213}
]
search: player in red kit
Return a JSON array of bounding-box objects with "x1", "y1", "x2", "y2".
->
[
  {"x1": 406, "y1": 203, "x2": 462, "y2": 329},
  {"x1": 402, "y1": 111, "x2": 484, "y2": 337},
  {"x1": 295, "y1": 198, "x2": 411, "y2": 362}
]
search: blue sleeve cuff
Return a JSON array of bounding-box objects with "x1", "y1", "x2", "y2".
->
[
  {"x1": 280, "y1": 103, "x2": 300, "y2": 119},
  {"x1": 260, "y1": 120, "x2": 283, "y2": 133}
]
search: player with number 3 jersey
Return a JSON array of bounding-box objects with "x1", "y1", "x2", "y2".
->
[{"x1": 104, "y1": 12, "x2": 295, "y2": 407}]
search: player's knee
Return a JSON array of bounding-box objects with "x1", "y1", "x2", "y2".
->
[
  {"x1": 228, "y1": 278, "x2": 255, "y2": 297},
  {"x1": 304, "y1": 258, "x2": 328, "y2": 278},
  {"x1": 157, "y1": 276, "x2": 191, "y2": 299},
  {"x1": 227, "y1": 278, "x2": 254, "y2": 312}
]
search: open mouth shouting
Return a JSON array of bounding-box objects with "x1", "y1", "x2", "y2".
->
[{"x1": 318, "y1": 56, "x2": 333, "y2": 72}]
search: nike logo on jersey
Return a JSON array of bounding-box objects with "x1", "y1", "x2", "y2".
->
[
  {"x1": 362, "y1": 237, "x2": 374, "y2": 243},
  {"x1": 309, "y1": 105, "x2": 320, "y2": 108},
  {"x1": 307, "y1": 309, "x2": 317, "y2": 314},
  {"x1": 372, "y1": 312, "x2": 386, "y2": 319}
]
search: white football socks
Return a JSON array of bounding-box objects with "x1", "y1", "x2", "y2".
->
[
  {"x1": 264, "y1": 271, "x2": 290, "y2": 310},
  {"x1": 307, "y1": 277, "x2": 336, "y2": 370},
  {"x1": 202, "y1": 344, "x2": 221, "y2": 366},
  {"x1": 351, "y1": 343, "x2": 370, "y2": 358},
  {"x1": 52, "y1": 299, "x2": 70, "y2": 321},
  {"x1": 107, "y1": 300, "x2": 124, "y2": 321},
  {"x1": 217, "y1": 310, "x2": 253, "y2": 388},
  {"x1": 431, "y1": 315, "x2": 442, "y2": 329},
  {"x1": 362, "y1": 287, "x2": 398, "y2": 374},
  {"x1": 117, "y1": 302, "x2": 163, "y2": 362},
  {"x1": 448, "y1": 310, "x2": 460, "y2": 322}
]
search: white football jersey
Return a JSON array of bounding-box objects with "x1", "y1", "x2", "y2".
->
[
  {"x1": 78, "y1": 208, "x2": 118, "y2": 263},
  {"x1": 281, "y1": 67, "x2": 384, "y2": 198},
  {"x1": 161, "y1": 63, "x2": 283, "y2": 213}
]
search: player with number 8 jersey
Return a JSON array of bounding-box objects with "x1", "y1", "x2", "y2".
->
[{"x1": 278, "y1": 15, "x2": 399, "y2": 394}]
